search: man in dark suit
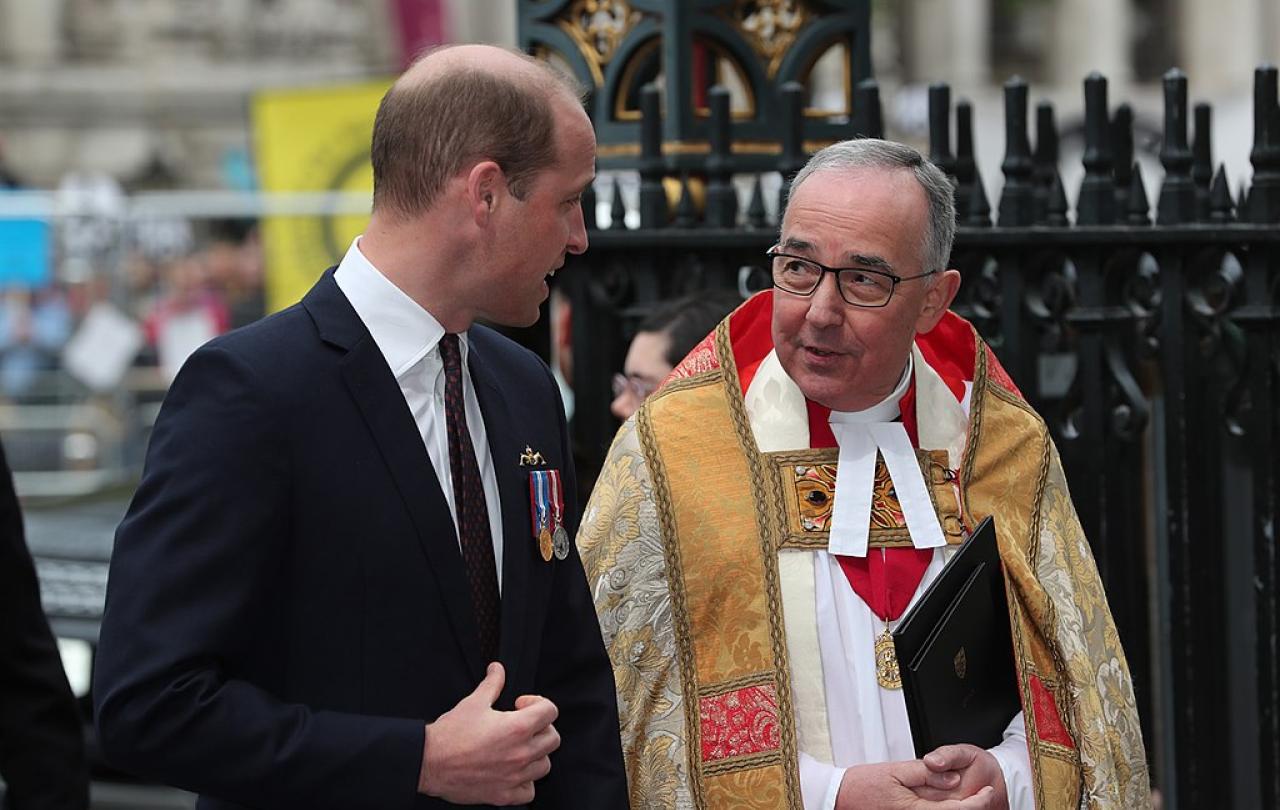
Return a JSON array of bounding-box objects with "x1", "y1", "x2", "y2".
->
[
  {"x1": 93, "y1": 44, "x2": 627, "y2": 809},
  {"x1": 0, "y1": 441, "x2": 90, "y2": 809}
]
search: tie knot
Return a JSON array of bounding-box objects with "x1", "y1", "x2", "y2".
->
[{"x1": 440, "y1": 333, "x2": 462, "y2": 373}]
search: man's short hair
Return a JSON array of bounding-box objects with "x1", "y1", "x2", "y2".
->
[
  {"x1": 371, "y1": 47, "x2": 587, "y2": 218},
  {"x1": 787, "y1": 139, "x2": 956, "y2": 277},
  {"x1": 638, "y1": 290, "x2": 742, "y2": 367}
]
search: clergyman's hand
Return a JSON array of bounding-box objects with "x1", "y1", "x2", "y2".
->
[
  {"x1": 835, "y1": 759, "x2": 1000, "y2": 810},
  {"x1": 915, "y1": 744, "x2": 1009, "y2": 809},
  {"x1": 418, "y1": 662, "x2": 561, "y2": 806}
]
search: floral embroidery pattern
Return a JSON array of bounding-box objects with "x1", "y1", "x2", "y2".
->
[{"x1": 699, "y1": 685, "x2": 781, "y2": 763}]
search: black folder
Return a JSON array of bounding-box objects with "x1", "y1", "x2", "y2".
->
[{"x1": 892, "y1": 516, "x2": 1021, "y2": 758}]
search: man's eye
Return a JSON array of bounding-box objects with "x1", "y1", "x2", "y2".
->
[{"x1": 846, "y1": 271, "x2": 881, "y2": 287}]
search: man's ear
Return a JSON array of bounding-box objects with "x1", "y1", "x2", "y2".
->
[
  {"x1": 915, "y1": 268, "x2": 962, "y2": 334},
  {"x1": 466, "y1": 160, "x2": 505, "y2": 225}
]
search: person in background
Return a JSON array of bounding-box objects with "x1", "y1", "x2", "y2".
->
[
  {"x1": 609, "y1": 290, "x2": 742, "y2": 420},
  {"x1": 0, "y1": 439, "x2": 91, "y2": 809}
]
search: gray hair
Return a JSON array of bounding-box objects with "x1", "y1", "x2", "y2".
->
[{"x1": 787, "y1": 139, "x2": 956, "y2": 277}]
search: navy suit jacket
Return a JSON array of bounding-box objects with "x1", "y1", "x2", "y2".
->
[{"x1": 93, "y1": 271, "x2": 627, "y2": 809}]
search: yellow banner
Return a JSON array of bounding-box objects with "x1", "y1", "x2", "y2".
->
[{"x1": 252, "y1": 80, "x2": 391, "y2": 312}]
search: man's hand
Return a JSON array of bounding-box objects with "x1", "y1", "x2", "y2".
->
[
  {"x1": 835, "y1": 758, "x2": 1000, "y2": 809},
  {"x1": 916, "y1": 744, "x2": 1009, "y2": 809},
  {"x1": 418, "y1": 662, "x2": 561, "y2": 806}
]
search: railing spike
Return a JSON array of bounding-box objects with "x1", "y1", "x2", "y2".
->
[
  {"x1": 609, "y1": 178, "x2": 627, "y2": 230},
  {"x1": 705, "y1": 84, "x2": 737, "y2": 227},
  {"x1": 639, "y1": 82, "x2": 667, "y2": 228},
  {"x1": 968, "y1": 164, "x2": 992, "y2": 228},
  {"x1": 1209, "y1": 163, "x2": 1236, "y2": 223},
  {"x1": 746, "y1": 174, "x2": 768, "y2": 228},
  {"x1": 998, "y1": 77, "x2": 1035, "y2": 227},
  {"x1": 1247, "y1": 63, "x2": 1280, "y2": 223},
  {"x1": 1157, "y1": 68, "x2": 1196, "y2": 225},
  {"x1": 1127, "y1": 162, "x2": 1152, "y2": 226},
  {"x1": 929, "y1": 83, "x2": 956, "y2": 179},
  {"x1": 1078, "y1": 71, "x2": 1116, "y2": 225},
  {"x1": 1192, "y1": 102, "x2": 1213, "y2": 221},
  {"x1": 1046, "y1": 170, "x2": 1069, "y2": 227},
  {"x1": 954, "y1": 100, "x2": 976, "y2": 221},
  {"x1": 854, "y1": 79, "x2": 884, "y2": 139}
]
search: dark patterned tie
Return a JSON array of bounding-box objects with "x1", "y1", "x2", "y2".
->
[{"x1": 439, "y1": 333, "x2": 500, "y2": 663}]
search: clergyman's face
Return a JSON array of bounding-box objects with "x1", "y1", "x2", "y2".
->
[
  {"x1": 480, "y1": 98, "x2": 596, "y2": 327},
  {"x1": 771, "y1": 167, "x2": 942, "y2": 412}
]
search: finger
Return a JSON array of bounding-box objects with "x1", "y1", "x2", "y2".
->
[
  {"x1": 933, "y1": 785, "x2": 996, "y2": 809},
  {"x1": 528, "y1": 722, "x2": 561, "y2": 757},
  {"x1": 472, "y1": 661, "x2": 506, "y2": 706},
  {"x1": 498, "y1": 782, "x2": 536, "y2": 806},
  {"x1": 921, "y1": 768, "x2": 962, "y2": 791},
  {"x1": 913, "y1": 785, "x2": 963, "y2": 802},
  {"x1": 514, "y1": 693, "x2": 544, "y2": 710},
  {"x1": 513, "y1": 695, "x2": 560, "y2": 732},
  {"x1": 518, "y1": 754, "x2": 553, "y2": 783},
  {"x1": 924, "y1": 744, "x2": 979, "y2": 773}
]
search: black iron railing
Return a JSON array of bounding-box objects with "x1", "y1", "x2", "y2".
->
[{"x1": 557, "y1": 64, "x2": 1280, "y2": 810}]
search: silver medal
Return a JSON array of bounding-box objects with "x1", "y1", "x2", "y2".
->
[{"x1": 552, "y1": 524, "x2": 570, "y2": 560}]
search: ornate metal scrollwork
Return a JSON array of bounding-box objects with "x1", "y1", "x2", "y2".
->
[
  {"x1": 1094, "y1": 250, "x2": 1159, "y2": 442},
  {"x1": 1186, "y1": 247, "x2": 1247, "y2": 435},
  {"x1": 725, "y1": 0, "x2": 810, "y2": 79},
  {"x1": 951, "y1": 251, "x2": 1001, "y2": 343},
  {"x1": 558, "y1": 0, "x2": 640, "y2": 87}
]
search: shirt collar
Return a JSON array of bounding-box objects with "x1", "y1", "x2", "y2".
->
[{"x1": 333, "y1": 236, "x2": 464, "y2": 378}]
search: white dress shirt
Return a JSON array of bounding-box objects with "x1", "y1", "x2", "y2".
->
[{"x1": 334, "y1": 237, "x2": 505, "y2": 591}]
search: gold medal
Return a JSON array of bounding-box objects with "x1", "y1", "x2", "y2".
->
[
  {"x1": 874, "y1": 625, "x2": 902, "y2": 689},
  {"x1": 538, "y1": 525, "x2": 554, "y2": 562}
]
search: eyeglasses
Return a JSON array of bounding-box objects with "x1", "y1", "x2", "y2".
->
[
  {"x1": 612, "y1": 373, "x2": 658, "y2": 401},
  {"x1": 766, "y1": 248, "x2": 936, "y2": 308}
]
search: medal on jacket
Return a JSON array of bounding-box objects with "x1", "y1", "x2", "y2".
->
[
  {"x1": 529, "y1": 471, "x2": 554, "y2": 562},
  {"x1": 547, "y1": 469, "x2": 570, "y2": 560}
]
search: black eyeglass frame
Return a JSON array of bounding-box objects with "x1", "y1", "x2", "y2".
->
[{"x1": 765, "y1": 248, "x2": 938, "y2": 308}]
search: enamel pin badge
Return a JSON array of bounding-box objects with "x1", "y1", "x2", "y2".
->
[{"x1": 528, "y1": 468, "x2": 568, "y2": 561}]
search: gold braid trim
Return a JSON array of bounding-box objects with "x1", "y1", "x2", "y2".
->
[
  {"x1": 635, "y1": 387, "x2": 709, "y2": 809},
  {"x1": 713, "y1": 320, "x2": 804, "y2": 807}
]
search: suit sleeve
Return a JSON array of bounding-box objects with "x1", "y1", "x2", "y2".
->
[
  {"x1": 0, "y1": 442, "x2": 91, "y2": 810},
  {"x1": 529, "y1": 363, "x2": 629, "y2": 809},
  {"x1": 93, "y1": 345, "x2": 424, "y2": 810}
]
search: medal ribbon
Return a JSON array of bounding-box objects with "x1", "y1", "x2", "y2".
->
[
  {"x1": 548, "y1": 470, "x2": 563, "y2": 529},
  {"x1": 808, "y1": 398, "x2": 932, "y2": 622},
  {"x1": 528, "y1": 472, "x2": 549, "y2": 533}
]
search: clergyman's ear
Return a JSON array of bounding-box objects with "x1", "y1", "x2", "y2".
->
[{"x1": 915, "y1": 268, "x2": 962, "y2": 334}]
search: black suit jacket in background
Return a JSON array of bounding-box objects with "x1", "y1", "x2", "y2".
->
[
  {"x1": 92, "y1": 270, "x2": 628, "y2": 809},
  {"x1": 0, "y1": 442, "x2": 90, "y2": 810}
]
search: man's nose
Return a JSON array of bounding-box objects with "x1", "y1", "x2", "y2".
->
[
  {"x1": 566, "y1": 204, "x2": 588, "y2": 255},
  {"x1": 805, "y1": 272, "x2": 845, "y2": 328}
]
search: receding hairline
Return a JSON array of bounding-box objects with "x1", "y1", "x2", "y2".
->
[{"x1": 394, "y1": 43, "x2": 585, "y2": 108}]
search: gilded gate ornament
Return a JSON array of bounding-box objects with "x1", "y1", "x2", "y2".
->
[
  {"x1": 729, "y1": 0, "x2": 810, "y2": 78},
  {"x1": 559, "y1": 0, "x2": 639, "y2": 86}
]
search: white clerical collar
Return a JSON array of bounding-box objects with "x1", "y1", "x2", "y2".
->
[
  {"x1": 827, "y1": 354, "x2": 913, "y2": 425},
  {"x1": 333, "y1": 236, "x2": 460, "y2": 378},
  {"x1": 827, "y1": 353, "x2": 946, "y2": 557}
]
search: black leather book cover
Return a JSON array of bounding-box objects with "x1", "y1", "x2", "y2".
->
[{"x1": 892, "y1": 516, "x2": 1021, "y2": 758}]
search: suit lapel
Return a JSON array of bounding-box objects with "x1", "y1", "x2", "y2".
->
[
  {"x1": 468, "y1": 341, "x2": 532, "y2": 691},
  {"x1": 306, "y1": 273, "x2": 485, "y2": 681}
]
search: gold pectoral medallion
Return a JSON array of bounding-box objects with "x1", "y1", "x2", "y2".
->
[{"x1": 874, "y1": 626, "x2": 902, "y2": 689}]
